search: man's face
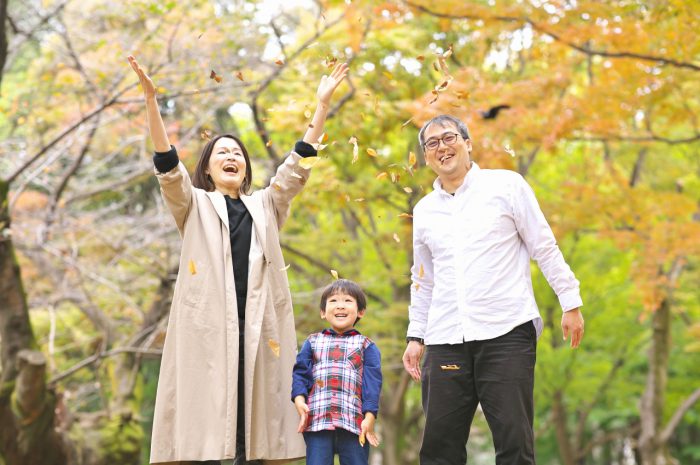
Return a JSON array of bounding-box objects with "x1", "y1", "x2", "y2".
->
[{"x1": 422, "y1": 122, "x2": 471, "y2": 180}]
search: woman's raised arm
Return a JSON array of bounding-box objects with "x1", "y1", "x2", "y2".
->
[
  {"x1": 302, "y1": 62, "x2": 348, "y2": 145},
  {"x1": 128, "y1": 55, "x2": 171, "y2": 152}
]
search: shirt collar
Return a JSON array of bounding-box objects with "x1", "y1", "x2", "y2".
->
[
  {"x1": 322, "y1": 328, "x2": 361, "y2": 336},
  {"x1": 432, "y1": 162, "x2": 481, "y2": 197}
]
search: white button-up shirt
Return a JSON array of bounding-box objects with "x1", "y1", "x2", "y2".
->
[{"x1": 407, "y1": 163, "x2": 582, "y2": 344}]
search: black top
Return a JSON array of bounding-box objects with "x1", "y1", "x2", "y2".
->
[
  {"x1": 153, "y1": 141, "x2": 317, "y2": 321},
  {"x1": 225, "y1": 195, "x2": 252, "y2": 319}
]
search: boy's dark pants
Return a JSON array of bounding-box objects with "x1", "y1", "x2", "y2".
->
[{"x1": 419, "y1": 321, "x2": 537, "y2": 465}]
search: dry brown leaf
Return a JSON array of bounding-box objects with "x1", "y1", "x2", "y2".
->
[
  {"x1": 403, "y1": 187, "x2": 413, "y2": 193},
  {"x1": 366, "y1": 148, "x2": 378, "y2": 157},
  {"x1": 201, "y1": 129, "x2": 212, "y2": 141},
  {"x1": 359, "y1": 432, "x2": 366, "y2": 446},
  {"x1": 235, "y1": 71, "x2": 244, "y2": 81},
  {"x1": 354, "y1": 198, "x2": 365, "y2": 202},
  {"x1": 304, "y1": 109, "x2": 312, "y2": 118},
  {"x1": 398, "y1": 213, "x2": 413, "y2": 219},
  {"x1": 402, "y1": 117, "x2": 414, "y2": 128},
  {"x1": 298, "y1": 157, "x2": 319, "y2": 169},
  {"x1": 393, "y1": 233, "x2": 400, "y2": 243},
  {"x1": 416, "y1": 55, "x2": 425, "y2": 61},
  {"x1": 189, "y1": 259, "x2": 197, "y2": 275},
  {"x1": 210, "y1": 70, "x2": 223, "y2": 83},
  {"x1": 376, "y1": 171, "x2": 388, "y2": 180},
  {"x1": 272, "y1": 182, "x2": 282, "y2": 191},
  {"x1": 280, "y1": 263, "x2": 291, "y2": 271},
  {"x1": 266, "y1": 140, "x2": 273, "y2": 147},
  {"x1": 419, "y1": 264, "x2": 425, "y2": 278},
  {"x1": 275, "y1": 59, "x2": 284, "y2": 66},
  {"x1": 408, "y1": 151, "x2": 417, "y2": 167},
  {"x1": 504, "y1": 145, "x2": 516, "y2": 157}
]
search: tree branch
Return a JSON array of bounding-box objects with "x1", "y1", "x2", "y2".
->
[{"x1": 661, "y1": 387, "x2": 700, "y2": 442}]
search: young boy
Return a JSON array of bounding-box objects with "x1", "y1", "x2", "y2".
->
[{"x1": 292, "y1": 279, "x2": 383, "y2": 465}]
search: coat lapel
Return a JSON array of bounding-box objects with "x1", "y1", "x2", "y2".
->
[
  {"x1": 204, "y1": 190, "x2": 229, "y2": 231},
  {"x1": 240, "y1": 194, "x2": 267, "y2": 258}
]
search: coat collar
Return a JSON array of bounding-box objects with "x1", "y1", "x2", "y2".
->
[
  {"x1": 321, "y1": 328, "x2": 361, "y2": 337},
  {"x1": 203, "y1": 190, "x2": 268, "y2": 257}
]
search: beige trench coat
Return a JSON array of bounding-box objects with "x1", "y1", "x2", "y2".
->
[{"x1": 150, "y1": 152, "x2": 308, "y2": 464}]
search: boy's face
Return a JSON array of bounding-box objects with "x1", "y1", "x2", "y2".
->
[{"x1": 321, "y1": 292, "x2": 365, "y2": 334}]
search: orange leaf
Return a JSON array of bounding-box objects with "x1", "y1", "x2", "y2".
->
[
  {"x1": 235, "y1": 71, "x2": 244, "y2": 81},
  {"x1": 366, "y1": 148, "x2": 378, "y2": 157},
  {"x1": 376, "y1": 171, "x2": 388, "y2": 180},
  {"x1": 189, "y1": 259, "x2": 197, "y2": 275},
  {"x1": 268, "y1": 339, "x2": 280, "y2": 357},
  {"x1": 210, "y1": 70, "x2": 223, "y2": 83}
]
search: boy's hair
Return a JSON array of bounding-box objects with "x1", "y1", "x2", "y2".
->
[{"x1": 319, "y1": 279, "x2": 367, "y2": 312}]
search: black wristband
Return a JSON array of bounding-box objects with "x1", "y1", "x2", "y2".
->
[
  {"x1": 153, "y1": 145, "x2": 179, "y2": 173},
  {"x1": 294, "y1": 140, "x2": 317, "y2": 158},
  {"x1": 406, "y1": 336, "x2": 424, "y2": 345}
]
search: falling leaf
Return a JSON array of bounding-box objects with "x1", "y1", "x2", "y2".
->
[
  {"x1": 366, "y1": 148, "x2": 378, "y2": 157},
  {"x1": 354, "y1": 198, "x2": 365, "y2": 202},
  {"x1": 504, "y1": 145, "x2": 516, "y2": 157},
  {"x1": 315, "y1": 379, "x2": 325, "y2": 388},
  {"x1": 298, "y1": 157, "x2": 319, "y2": 169},
  {"x1": 201, "y1": 129, "x2": 212, "y2": 141},
  {"x1": 390, "y1": 172, "x2": 398, "y2": 183},
  {"x1": 408, "y1": 151, "x2": 417, "y2": 167},
  {"x1": 280, "y1": 263, "x2": 291, "y2": 271},
  {"x1": 376, "y1": 171, "x2": 388, "y2": 180},
  {"x1": 418, "y1": 264, "x2": 425, "y2": 278},
  {"x1": 197, "y1": 32, "x2": 205, "y2": 40},
  {"x1": 454, "y1": 90, "x2": 470, "y2": 100},
  {"x1": 308, "y1": 123, "x2": 315, "y2": 128},
  {"x1": 272, "y1": 182, "x2": 282, "y2": 191},
  {"x1": 393, "y1": 233, "x2": 400, "y2": 243},
  {"x1": 330, "y1": 269, "x2": 339, "y2": 280},
  {"x1": 403, "y1": 187, "x2": 413, "y2": 193},
  {"x1": 189, "y1": 259, "x2": 197, "y2": 275},
  {"x1": 235, "y1": 71, "x2": 244, "y2": 81},
  {"x1": 414, "y1": 282, "x2": 421, "y2": 291},
  {"x1": 275, "y1": 59, "x2": 284, "y2": 66},
  {"x1": 210, "y1": 70, "x2": 223, "y2": 83},
  {"x1": 304, "y1": 109, "x2": 312, "y2": 118},
  {"x1": 359, "y1": 432, "x2": 366, "y2": 446},
  {"x1": 398, "y1": 213, "x2": 413, "y2": 219},
  {"x1": 401, "y1": 117, "x2": 414, "y2": 128},
  {"x1": 383, "y1": 71, "x2": 394, "y2": 80},
  {"x1": 266, "y1": 140, "x2": 273, "y2": 147},
  {"x1": 349, "y1": 136, "x2": 359, "y2": 164},
  {"x1": 442, "y1": 44, "x2": 454, "y2": 58},
  {"x1": 320, "y1": 132, "x2": 329, "y2": 143},
  {"x1": 324, "y1": 55, "x2": 338, "y2": 68},
  {"x1": 416, "y1": 55, "x2": 425, "y2": 61},
  {"x1": 268, "y1": 339, "x2": 280, "y2": 357},
  {"x1": 290, "y1": 170, "x2": 303, "y2": 179}
]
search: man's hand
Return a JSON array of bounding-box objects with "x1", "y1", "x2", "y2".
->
[
  {"x1": 402, "y1": 340, "x2": 425, "y2": 382},
  {"x1": 293, "y1": 395, "x2": 309, "y2": 433},
  {"x1": 562, "y1": 308, "x2": 584, "y2": 348},
  {"x1": 359, "y1": 412, "x2": 379, "y2": 447}
]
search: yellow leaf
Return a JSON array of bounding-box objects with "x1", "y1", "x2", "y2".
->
[
  {"x1": 280, "y1": 263, "x2": 291, "y2": 271},
  {"x1": 272, "y1": 182, "x2": 282, "y2": 191},
  {"x1": 376, "y1": 171, "x2": 388, "y2": 180},
  {"x1": 189, "y1": 259, "x2": 197, "y2": 275},
  {"x1": 393, "y1": 233, "x2": 400, "y2": 243},
  {"x1": 298, "y1": 157, "x2": 319, "y2": 169},
  {"x1": 349, "y1": 136, "x2": 359, "y2": 164},
  {"x1": 359, "y1": 432, "x2": 366, "y2": 446},
  {"x1": 330, "y1": 269, "x2": 339, "y2": 280},
  {"x1": 419, "y1": 264, "x2": 424, "y2": 278},
  {"x1": 504, "y1": 145, "x2": 516, "y2": 157},
  {"x1": 354, "y1": 198, "x2": 365, "y2": 202},
  {"x1": 414, "y1": 282, "x2": 420, "y2": 291},
  {"x1": 408, "y1": 151, "x2": 417, "y2": 167},
  {"x1": 366, "y1": 148, "x2": 378, "y2": 157},
  {"x1": 398, "y1": 213, "x2": 413, "y2": 218},
  {"x1": 383, "y1": 71, "x2": 394, "y2": 80},
  {"x1": 403, "y1": 187, "x2": 413, "y2": 193},
  {"x1": 304, "y1": 109, "x2": 312, "y2": 118},
  {"x1": 268, "y1": 339, "x2": 280, "y2": 357},
  {"x1": 266, "y1": 140, "x2": 273, "y2": 147}
]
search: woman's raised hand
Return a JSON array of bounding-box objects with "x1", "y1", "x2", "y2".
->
[
  {"x1": 128, "y1": 55, "x2": 157, "y2": 99},
  {"x1": 316, "y1": 62, "x2": 349, "y2": 106}
]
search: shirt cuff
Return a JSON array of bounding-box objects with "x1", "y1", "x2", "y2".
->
[
  {"x1": 294, "y1": 140, "x2": 317, "y2": 158},
  {"x1": 153, "y1": 145, "x2": 179, "y2": 173},
  {"x1": 558, "y1": 290, "x2": 583, "y2": 312}
]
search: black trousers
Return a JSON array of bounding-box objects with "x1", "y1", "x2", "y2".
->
[{"x1": 420, "y1": 321, "x2": 537, "y2": 465}]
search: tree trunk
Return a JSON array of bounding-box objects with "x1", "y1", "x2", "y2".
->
[
  {"x1": 638, "y1": 298, "x2": 671, "y2": 465},
  {"x1": 0, "y1": 182, "x2": 68, "y2": 464}
]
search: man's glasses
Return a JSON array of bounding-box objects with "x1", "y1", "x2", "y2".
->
[{"x1": 423, "y1": 132, "x2": 463, "y2": 151}]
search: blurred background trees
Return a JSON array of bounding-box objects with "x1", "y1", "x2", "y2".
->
[{"x1": 1, "y1": 0, "x2": 698, "y2": 464}]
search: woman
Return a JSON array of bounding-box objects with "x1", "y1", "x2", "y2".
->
[{"x1": 128, "y1": 55, "x2": 348, "y2": 465}]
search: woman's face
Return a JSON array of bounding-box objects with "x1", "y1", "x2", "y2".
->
[{"x1": 207, "y1": 137, "x2": 247, "y2": 197}]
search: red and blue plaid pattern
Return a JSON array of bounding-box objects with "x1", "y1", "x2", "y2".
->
[{"x1": 305, "y1": 330, "x2": 371, "y2": 435}]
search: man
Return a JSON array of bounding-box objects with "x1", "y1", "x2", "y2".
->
[{"x1": 402, "y1": 115, "x2": 584, "y2": 465}]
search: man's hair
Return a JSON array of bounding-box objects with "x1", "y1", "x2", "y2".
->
[
  {"x1": 192, "y1": 134, "x2": 253, "y2": 194},
  {"x1": 320, "y1": 279, "x2": 368, "y2": 313},
  {"x1": 417, "y1": 114, "x2": 471, "y2": 151}
]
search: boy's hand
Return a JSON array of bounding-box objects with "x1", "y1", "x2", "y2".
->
[
  {"x1": 294, "y1": 395, "x2": 309, "y2": 433},
  {"x1": 316, "y1": 62, "x2": 348, "y2": 106},
  {"x1": 359, "y1": 412, "x2": 379, "y2": 447}
]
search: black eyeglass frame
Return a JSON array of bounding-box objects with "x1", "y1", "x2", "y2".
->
[{"x1": 422, "y1": 132, "x2": 465, "y2": 151}]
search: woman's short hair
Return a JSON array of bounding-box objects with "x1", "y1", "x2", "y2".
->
[
  {"x1": 192, "y1": 134, "x2": 253, "y2": 194},
  {"x1": 319, "y1": 279, "x2": 368, "y2": 312}
]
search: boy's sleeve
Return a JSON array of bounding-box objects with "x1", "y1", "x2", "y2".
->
[
  {"x1": 361, "y1": 343, "x2": 382, "y2": 416},
  {"x1": 291, "y1": 338, "x2": 314, "y2": 401}
]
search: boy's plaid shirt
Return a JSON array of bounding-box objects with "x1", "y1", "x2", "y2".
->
[{"x1": 304, "y1": 329, "x2": 372, "y2": 435}]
